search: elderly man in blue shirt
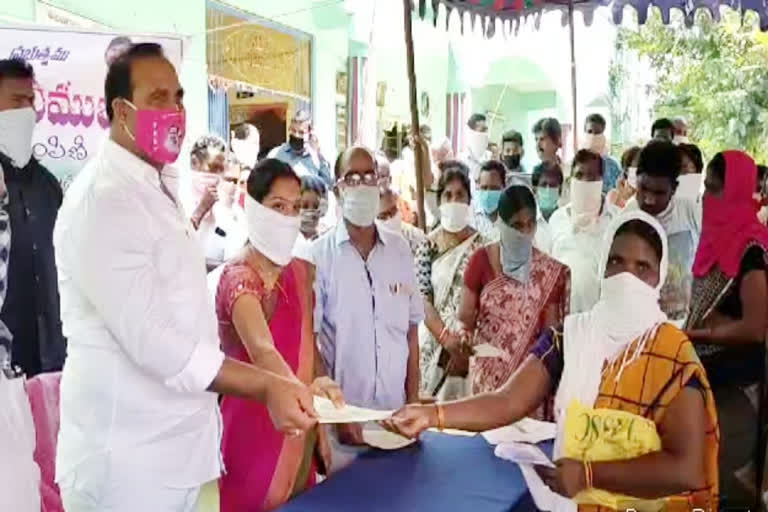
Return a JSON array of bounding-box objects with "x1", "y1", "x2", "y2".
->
[
  {"x1": 312, "y1": 145, "x2": 424, "y2": 471},
  {"x1": 269, "y1": 109, "x2": 333, "y2": 187}
]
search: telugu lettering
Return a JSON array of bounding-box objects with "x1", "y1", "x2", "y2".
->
[
  {"x1": 33, "y1": 81, "x2": 109, "y2": 129},
  {"x1": 8, "y1": 45, "x2": 70, "y2": 66}
]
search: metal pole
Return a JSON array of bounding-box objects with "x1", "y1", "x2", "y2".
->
[
  {"x1": 569, "y1": 0, "x2": 578, "y2": 153},
  {"x1": 403, "y1": 0, "x2": 427, "y2": 232}
]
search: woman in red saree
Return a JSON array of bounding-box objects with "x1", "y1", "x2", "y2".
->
[
  {"x1": 216, "y1": 159, "x2": 342, "y2": 512},
  {"x1": 459, "y1": 185, "x2": 569, "y2": 419}
]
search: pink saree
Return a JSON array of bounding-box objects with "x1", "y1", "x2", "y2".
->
[{"x1": 216, "y1": 258, "x2": 316, "y2": 512}]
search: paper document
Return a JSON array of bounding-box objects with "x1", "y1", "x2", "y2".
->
[
  {"x1": 472, "y1": 343, "x2": 510, "y2": 359},
  {"x1": 494, "y1": 442, "x2": 554, "y2": 468},
  {"x1": 427, "y1": 428, "x2": 477, "y2": 437},
  {"x1": 362, "y1": 425, "x2": 417, "y2": 450},
  {"x1": 313, "y1": 396, "x2": 393, "y2": 424},
  {"x1": 482, "y1": 418, "x2": 557, "y2": 445}
]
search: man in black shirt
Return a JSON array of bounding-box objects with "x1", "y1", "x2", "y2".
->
[{"x1": 0, "y1": 58, "x2": 65, "y2": 376}]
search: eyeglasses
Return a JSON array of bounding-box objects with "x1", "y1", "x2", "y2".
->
[{"x1": 338, "y1": 170, "x2": 378, "y2": 187}]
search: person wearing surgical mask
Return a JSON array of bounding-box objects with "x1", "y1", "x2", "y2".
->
[
  {"x1": 623, "y1": 140, "x2": 701, "y2": 322},
  {"x1": 582, "y1": 113, "x2": 622, "y2": 193},
  {"x1": 501, "y1": 130, "x2": 525, "y2": 177},
  {"x1": 605, "y1": 146, "x2": 641, "y2": 214},
  {"x1": 459, "y1": 113, "x2": 490, "y2": 188},
  {"x1": 377, "y1": 187, "x2": 425, "y2": 257},
  {"x1": 459, "y1": 185, "x2": 569, "y2": 405},
  {"x1": 415, "y1": 166, "x2": 490, "y2": 400},
  {"x1": 549, "y1": 150, "x2": 610, "y2": 313},
  {"x1": 268, "y1": 109, "x2": 332, "y2": 187},
  {"x1": 54, "y1": 43, "x2": 317, "y2": 510},
  {"x1": 472, "y1": 160, "x2": 506, "y2": 240},
  {"x1": 677, "y1": 143, "x2": 704, "y2": 201},
  {"x1": 0, "y1": 58, "x2": 65, "y2": 378},
  {"x1": 531, "y1": 162, "x2": 564, "y2": 255},
  {"x1": 291, "y1": 174, "x2": 330, "y2": 264},
  {"x1": 673, "y1": 117, "x2": 690, "y2": 145},
  {"x1": 215, "y1": 159, "x2": 343, "y2": 510},
  {"x1": 311, "y1": 145, "x2": 424, "y2": 471}
]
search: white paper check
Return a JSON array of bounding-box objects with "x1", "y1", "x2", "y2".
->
[
  {"x1": 314, "y1": 396, "x2": 393, "y2": 424},
  {"x1": 482, "y1": 418, "x2": 557, "y2": 445},
  {"x1": 494, "y1": 442, "x2": 555, "y2": 468},
  {"x1": 472, "y1": 343, "x2": 510, "y2": 359}
]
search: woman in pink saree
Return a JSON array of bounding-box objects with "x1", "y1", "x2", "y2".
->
[{"x1": 216, "y1": 159, "x2": 342, "y2": 511}]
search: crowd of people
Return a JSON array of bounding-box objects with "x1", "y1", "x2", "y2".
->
[{"x1": 1, "y1": 40, "x2": 768, "y2": 512}]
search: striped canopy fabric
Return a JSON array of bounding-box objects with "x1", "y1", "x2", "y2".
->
[{"x1": 415, "y1": 0, "x2": 768, "y2": 33}]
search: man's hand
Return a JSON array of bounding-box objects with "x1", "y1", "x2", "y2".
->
[
  {"x1": 192, "y1": 185, "x2": 218, "y2": 225},
  {"x1": 263, "y1": 373, "x2": 318, "y2": 435},
  {"x1": 311, "y1": 376, "x2": 345, "y2": 408}
]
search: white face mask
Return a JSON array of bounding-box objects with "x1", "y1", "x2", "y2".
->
[
  {"x1": 0, "y1": 107, "x2": 36, "y2": 169},
  {"x1": 581, "y1": 133, "x2": 607, "y2": 155},
  {"x1": 676, "y1": 173, "x2": 702, "y2": 201},
  {"x1": 231, "y1": 138, "x2": 260, "y2": 169},
  {"x1": 673, "y1": 135, "x2": 690, "y2": 145},
  {"x1": 570, "y1": 178, "x2": 603, "y2": 217},
  {"x1": 465, "y1": 128, "x2": 489, "y2": 159},
  {"x1": 244, "y1": 195, "x2": 300, "y2": 266},
  {"x1": 439, "y1": 202, "x2": 469, "y2": 233},
  {"x1": 342, "y1": 185, "x2": 379, "y2": 227},
  {"x1": 377, "y1": 212, "x2": 402, "y2": 233}
]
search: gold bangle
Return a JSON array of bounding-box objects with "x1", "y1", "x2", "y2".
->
[
  {"x1": 583, "y1": 460, "x2": 594, "y2": 489},
  {"x1": 435, "y1": 403, "x2": 446, "y2": 431}
]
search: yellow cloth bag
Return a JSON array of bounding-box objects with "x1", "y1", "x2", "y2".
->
[{"x1": 563, "y1": 400, "x2": 666, "y2": 511}]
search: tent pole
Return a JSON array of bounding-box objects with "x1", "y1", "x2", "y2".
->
[
  {"x1": 403, "y1": 0, "x2": 428, "y2": 232},
  {"x1": 569, "y1": 0, "x2": 578, "y2": 153}
]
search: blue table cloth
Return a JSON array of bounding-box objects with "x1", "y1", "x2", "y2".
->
[{"x1": 279, "y1": 432, "x2": 542, "y2": 512}]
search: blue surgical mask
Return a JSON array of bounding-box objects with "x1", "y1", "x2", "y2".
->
[
  {"x1": 499, "y1": 222, "x2": 533, "y2": 283},
  {"x1": 536, "y1": 186, "x2": 559, "y2": 214},
  {"x1": 476, "y1": 189, "x2": 502, "y2": 215}
]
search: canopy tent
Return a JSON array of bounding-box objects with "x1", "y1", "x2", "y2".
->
[{"x1": 401, "y1": 0, "x2": 768, "y2": 230}]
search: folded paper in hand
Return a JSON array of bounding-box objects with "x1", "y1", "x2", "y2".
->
[
  {"x1": 472, "y1": 343, "x2": 510, "y2": 359},
  {"x1": 362, "y1": 425, "x2": 417, "y2": 450},
  {"x1": 482, "y1": 417, "x2": 557, "y2": 445},
  {"x1": 494, "y1": 442, "x2": 554, "y2": 468},
  {"x1": 313, "y1": 396, "x2": 393, "y2": 424}
]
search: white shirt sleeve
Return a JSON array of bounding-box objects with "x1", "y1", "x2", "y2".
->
[{"x1": 68, "y1": 193, "x2": 224, "y2": 393}]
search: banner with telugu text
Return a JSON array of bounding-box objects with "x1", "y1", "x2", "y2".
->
[{"x1": 0, "y1": 25, "x2": 183, "y2": 186}]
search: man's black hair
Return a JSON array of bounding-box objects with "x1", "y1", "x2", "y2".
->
[
  {"x1": 531, "y1": 162, "x2": 564, "y2": 187},
  {"x1": 480, "y1": 160, "x2": 506, "y2": 186},
  {"x1": 0, "y1": 58, "x2": 34, "y2": 85},
  {"x1": 651, "y1": 118, "x2": 675, "y2": 136},
  {"x1": 467, "y1": 113, "x2": 487, "y2": 130},
  {"x1": 233, "y1": 123, "x2": 257, "y2": 141},
  {"x1": 104, "y1": 42, "x2": 165, "y2": 121},
  {"x1": 585, "y1": 113, "x2": 606, "y2": 130},
  {"x1": 532, "y1": 117, "x2": 562, "y2": 142},
  {"x1": 637, "y1": 140, "x2": 682, "y2": 186},
  {"x1": 501, "y1": 130, "x2": 523, "y2": 146},
  {"x1": 572, "y1": 149, "x2": 604, "y2": 177}
]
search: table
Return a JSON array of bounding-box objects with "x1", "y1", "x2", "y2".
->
[{"x1": 279, "y1": 432, "x2": 546, "y2": 512}]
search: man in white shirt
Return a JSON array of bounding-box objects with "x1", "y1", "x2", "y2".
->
[
  {"x1": 54, "y1": 42, "x2": 316, "y2": 512},
  {"x1": 624, "y1": 140, "x2": 701, "y2": 322},
  {"x1": 549, "y1": 150, "x2": 611, "y2": 313}
]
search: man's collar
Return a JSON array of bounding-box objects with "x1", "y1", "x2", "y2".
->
[
  {"x1": 104, "y1": 138, "x2": 167, "y2": 189},
  {"x1": 334, "y1": 220, "x2": 388, "y2": 247}
]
